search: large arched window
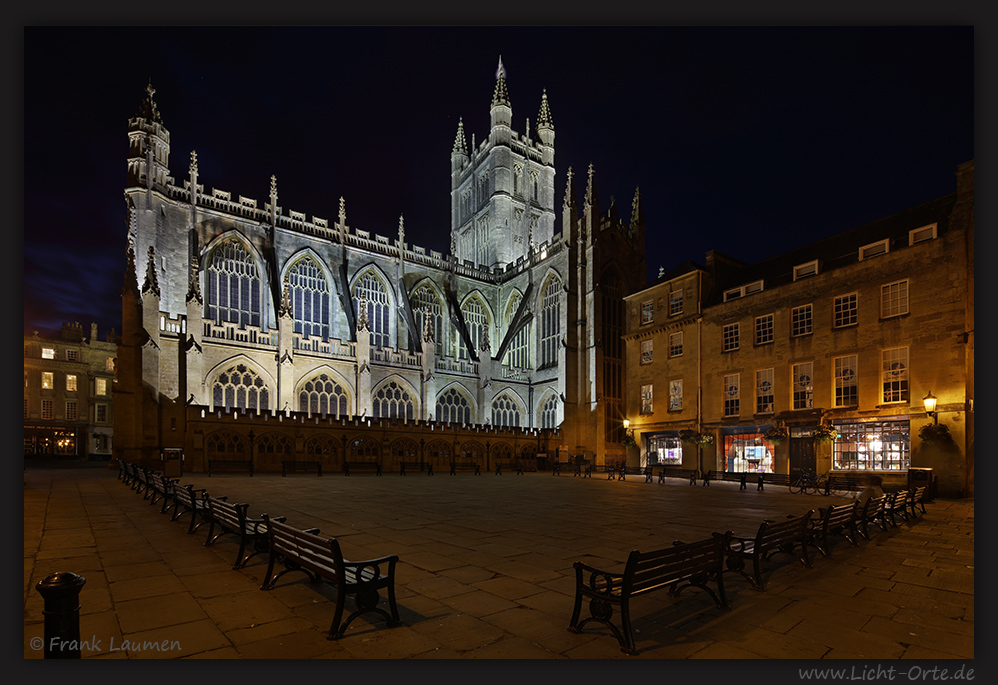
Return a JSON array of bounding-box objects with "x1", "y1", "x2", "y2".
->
[
  {"x1": 491, "y1": 392, "x2": 521, "y2": 428},
  {"x1": 353, "y1": 271, "x2": 391, "y2": 349},
  {"x1": 206, "y1": 239, "x2": 261, "y2": 328},
  {"x1": 460, "y1": 295, "x2": 490, "y2": 360},
  {"x1": 373, "y1": 380, "x2": 415, "y2": 420},
  {"x1": 436, "y1": 386, "x2": 472, "y2": 424},
  {"x1": 299, "y1": 372, "x2": 349, "y2": 418},
  {"x1": 287, "y1": 257, "x2": 329, "y2": 340},
  {"x1": 539, "y1": 393, "x2": 559, "y2": 430},
  {"x1": 540, "y1": 274, "x2": 562, "y2": 369},
  {"x1": 411, "y1": 284, "x2": 444, "y2": 357},
  {"x1": 212, "y1": 363, "x2": 270, "y2": 412},
  {"x1": 504, "y1": 292, "x2": 529, "y2": 369}
]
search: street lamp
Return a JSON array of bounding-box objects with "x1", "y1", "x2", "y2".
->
[{"x1": 922, "y1": 391, "x2": 938, "y2": 424}]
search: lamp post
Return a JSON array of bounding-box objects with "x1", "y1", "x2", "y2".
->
[{"x1": 922, "y1": 391, "x2": 938, "y2": 424}]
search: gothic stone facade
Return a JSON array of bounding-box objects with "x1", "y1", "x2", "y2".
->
[{"x1": 115, "y1": 67, "x2": 646, "y2": 473}]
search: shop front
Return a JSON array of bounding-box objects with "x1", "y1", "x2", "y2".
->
[
  {"x1": 643, "y1": 432, "x2": 685, "y2": 469},
  {"x1": 720, "y1": 425, "x2": 776, "y2": 473},
  {"x1": 830, "y1": 416, "x2": 910, "y2": 472}
]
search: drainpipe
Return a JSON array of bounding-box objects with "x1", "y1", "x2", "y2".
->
[{"x1": 696, "y1": 270, "x2": 704, "y2": 477}]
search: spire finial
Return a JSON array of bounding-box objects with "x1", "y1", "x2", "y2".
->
[
  {"x1": 630, "y1": 186, "x2": 643, "y2": 230},
  {"x1": 398, "y1": 215, "x2": 405, "y2": 247},
  {"x1": 537, "y1": 88, "x2": 554, "y2": 130},
  {"x1": 137, "y1": 81, "x2": 162, "y2": 123},
  {"x1": 492, "y1": 56, "x2": 510, "y2": 107},
  {"x1": 452, "y1": 118, "x2": 468, "y2": 155},
  {"x1": 563, "y1": 166, "x2": 576, "y2": 209},
  {"x1": 585, "y1": 163, "x2": 596, "y2": 207}
]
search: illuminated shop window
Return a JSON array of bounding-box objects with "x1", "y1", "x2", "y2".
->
[{"x1": 833, "y1": 419, "x2": 910, "y2": 471}]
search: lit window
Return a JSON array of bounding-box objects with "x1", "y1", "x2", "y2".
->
[
  {"x1": 206, "y1": 238, "x2": 262, "y2": 329},
  {"x1": 859, "y1": 239, "x2": 889, "y2": 260},
  {"x1": 66, "y1": 375, "x2": 77, "y2": 392},
  {"x1": 834, "y1": 355, "x2": 858, "y2": 407},
  {"x1": 834, "y1": 293, "x2": 858, "y2": 328},
  {"x1": 881, "y1": 280, "x2": 909, "y2": 318},
  {"x1": 641, "y1": 384, "x2": 653, "y2": 414},
  {"x1": 669, "y1": 331, "x2": 683, "y2": 358},
  {"x1": 287, "y1": 257, "x2": 331, "y2": 341},
  {"x1": 791, "y1": 304, "x2": 812, "y2": 337},
  {"x1": 42, "y1": 348, "x2": 55, "y2": 360},
  {"x1": 756, "y1": 368, "x2": 774, "y2": 414},
  {"x1": 641, "y1": 339, "x2": 653, "y2": 364},
  {"x1": 833, "y1": 418, "x2": 910, "y2": 471},
  {"x1": 792, "y1": 362, "x2": 814, "y2": 410},
  {"x1": 881, "y1": 347, "x2": 909, "y2": 403},
  {"x1": 355, "y1": 272, "x2": 392, "y2": 350},
  {"x1": 106, "y1": 357, "x2": 115, "y2": 371},
  {"x1": 755, "y1": 314, "x2": 774, "y2": 345},
  {"x1": 647, "y1": 434, "x2": 682, "y2": 465},
  {"x1": 669, "y1": 290, "x2": 683, "y2": 316},
  {"x1": 42, "y1": 372, "x2": 54, "y2": 389},
  {"x1": 96, "y1": 378, "x2": 108, "y2": 396},
  {"x1": 722, "y1": 323, "x2": 740, "y2": 352},
  {"x1": 641, "y1": 301, "x2": 654, "y2": 325},
  {"x1": 669, "y1": 379, "x2": 682, "y2": 411},
  {"x1": 723, "y1": 374, "x2": 739, "y2": 417}
]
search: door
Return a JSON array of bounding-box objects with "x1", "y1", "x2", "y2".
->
[{"x1": 789, "y1": 435, "x2": 816, "y2": 478}]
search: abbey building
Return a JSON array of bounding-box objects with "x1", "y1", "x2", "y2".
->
[{"x1": 114, "y1": 63, "x2": 647, "y2": 473}]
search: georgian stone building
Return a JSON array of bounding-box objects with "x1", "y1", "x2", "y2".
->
[
  {"x1": 24, "y1": 322, "x2": 117, "y2": 460},
  {"x1": 115, "y1": 62, "x2": 647, "y2": 474},
  {"x1": 623, "y1": 161, "x2": 974, "y2": 498}
]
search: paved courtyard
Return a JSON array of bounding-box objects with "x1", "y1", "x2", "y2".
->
[{"x1": 24, "y1": 462, "x2": 974, "y2": 666}]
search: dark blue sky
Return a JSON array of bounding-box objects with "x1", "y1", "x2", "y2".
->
[{"x1": 22, "y1": 26, "x2": 974, "y2": 339}]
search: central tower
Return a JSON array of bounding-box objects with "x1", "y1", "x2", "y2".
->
[{"x1": 450, "y1": 57, "x2": 557, "y2": 269}]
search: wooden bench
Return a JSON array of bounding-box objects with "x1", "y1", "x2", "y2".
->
[
  {"x1": 907, "y1": 486, "x2": 927, "y2": 518},
  {"x1": 721, "y1": 510, "x2": 814, "y2": 591},
  {"x1": 855, "y1": 494, "x2": 891, "y2": 540},
  {"x1": 883, "y1": 489, "x2": 913, "y2": 528},
  {"x1": 131, "y1": 464, "x2": 152, "y2": 496},
  {"x1": 757, "y1": 472, "x2": 791, "y2": 491},
  {"x1": 576, "y1": 460, "x2": 592, "y2": 478},
  {"x1": 343, "y1": 461, "x2": 382, "y2": 476},
  {"x1": 260, "y1": 515, "x2": 402, "y2": 639},
  {"x1": 551, "y1": 461, "x2": 571, "y2": 475},
  {"x1": 614, "y1": 465, "x2": 646, "y2": 482},
  {"x1": 208, "y1": 459, "x2": 254, "y2": 476},
  {"x1": 147, "y1": 471, "x2": 178, "y2": 514},
  {"x1": 825, "y1": 473, "x2": 867, "y2": 494},
  {"x1": 656, "y1": 466, "x2": 697, "y2": 484},
  {"x1": 170, "y1": 483, "x2": 210, "y2": 535},
  {"x1": 568, "y1": 532, "x2": 733, "y2": 655},
  {"x1": 449, "y1": 461, "x2": 481, "y2": 475},
  {"x1": 204, "y1": 495, "x2": 284, "y2": 569},
  {"x1": 715, "y1": 471, "x2": 754, "y2": 490},
  {"x1": 494, "y1": 461, "x2": 522, "y2": 475},
  {"x1": 117, "y1": 459, "x2": 130, "y2": 484},
  {"x1": 809, "y1": 502, "x2": 859, "y2": 557},
  {"x1": 281, "y1": 460, "x2": 322, "y2": 477},
  {"x1": 399, "y1": 461, "x2": 432, "y2": 475}
]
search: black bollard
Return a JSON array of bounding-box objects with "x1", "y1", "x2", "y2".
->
[{"x1": 36, "y1": 572, "x2": 87, "y2": 659}]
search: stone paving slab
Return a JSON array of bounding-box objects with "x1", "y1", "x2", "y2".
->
[{"x1": 23, "y1": 463, "x2": 976, "y2": 669}]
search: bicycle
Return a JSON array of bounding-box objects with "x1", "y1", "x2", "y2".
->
[{"x1": 789, "y1": 469, "x2": 829, "y2": 495}]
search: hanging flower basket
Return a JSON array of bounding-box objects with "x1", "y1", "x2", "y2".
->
[
  {"x1": 918, "y1": 422, "x2": 953, "y2": 446},
  {"x1": 679, "y1": 430, "x2": 714, "y2": 447},
  {"x1": 813, "y1": 423, "x2": 838, "y2": 443},
  {"x1": 622, "y1": 433, "x2": 637, "y2": 448},
  {"x1": 763, "y1": 423, "x2": 789, "y2": 445}
]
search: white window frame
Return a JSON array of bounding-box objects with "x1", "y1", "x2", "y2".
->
[
  {"x1": 723, "y1": 280, "x2": 764, "y2": 302},
  {"x1": 834, "y1": 355, "x2": 859, "y2": 407},
  {"x1": 669, "y1": 290, "x2": 683, "y2": 316},
  {"x1": 669, "y1": 331, "x2": 683, "y2": 358},
  {"x1": 96, "y1": 378, "x2": 108, "y2": 396},
  {"x1": 66, "y1": 401, "x2": 78, "y2": 421},
  {"x1": 881, "y1": 280, "x2": 909, "y2": 319},
  {"x1": 881, "y1": 347, "x2": 909, "y2": 404},
  {"x1": 793, "y1": 260, "x2": 819, "y2": 280},
  {"x1": 722, "y1": 323, "x2": 740, "y2": 352},
  {"x1": 909, "y1": 223, "x2": 937, "y2": 246},
  {"x1": 723, "y1": 374, "x2": 740, "y2": 417},
  {"x1": 640, "y1": 384, "x2": 654, "y2": 414},
  {"x1": 640, "y1": 300, "x2": 654, "y2": 325},
  {"x1": 42, "y1": 347, "x2": 55, "y2": 360},
  {"x1": 96, "y1": 403, "x2": 108, "y2": 423},
  {"x1": 791, "y1": 304, "x2": 813, "y2": 337},
  {"x1": 792, "y1": 362, "x2": 814, "y2": 410},
  {"x1": 755, "y1": 313, "x2": 774, "y2": 346},
  {"x1": 66, "y1": 374, "x2": 77, "y2": 392},
  {"x1": 859, "y1": 238, "x2": 890, "y2": 260},
  {"x1": 640, "y1": 339, "x2": 653, "y2": 364},
  {"x1": 834, "y1": 292, "x2": 858, "y2": 328},
  {"x1": 669, "y1": 379, "x2": 683, "y2": 411},
  {"x1": 755, "y1": 368, "x2": 775, "y2": 414}
]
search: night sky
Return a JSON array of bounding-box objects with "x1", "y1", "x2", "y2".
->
[{"x1": 22, "y1": 26, "x2": 974, "y2": 340}]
